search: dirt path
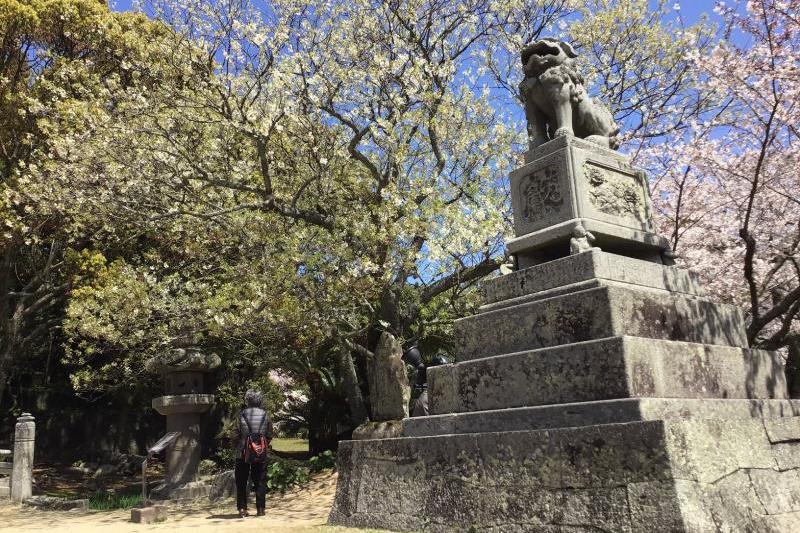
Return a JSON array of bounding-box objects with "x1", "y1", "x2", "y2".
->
[{"x1": 0, "y1": 472, "x2": 385, "y2": 533}]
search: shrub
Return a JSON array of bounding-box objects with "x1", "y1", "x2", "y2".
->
[
  {"x1": 265, "y1": 457, "x2": 309, "y2": 493},
  {"x1": 308, "y1": 450, "x2": 336, "y2": 472},
  {"x1": 213, "y1": 447, "x2": 237, "y2": 470}
]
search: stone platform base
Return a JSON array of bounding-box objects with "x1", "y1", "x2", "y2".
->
[{"x1": 329, "y1": 405, "x2": 800, "y2": 532}]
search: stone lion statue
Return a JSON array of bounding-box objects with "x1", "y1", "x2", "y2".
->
[
  {"x1": 519, "y1": 38, "x2": 620, "y2": 150},
  {"x1": 569, "y1": 222, "x2": 598, "y2": 255}
]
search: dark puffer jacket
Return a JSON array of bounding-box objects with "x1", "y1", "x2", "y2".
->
[{"x1": 238, "y1": 407, "x2": 273, "y2": 451}]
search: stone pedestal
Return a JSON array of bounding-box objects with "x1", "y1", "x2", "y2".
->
[
  {"x1": 11, "y1": 413, "x2": 34, "y2": 502},
  {"x1": 329, "y1": 136, "x2": 800, "y2": 532},
  {"x1": 148, "y1": 348, "x2": 219, "y2": 492},
  {"x1": 152, "y1": 394, "x2": 214, "y2": 487},
  {"x1": 508, "y1": 136, "x2": 670, "y2": 267}
]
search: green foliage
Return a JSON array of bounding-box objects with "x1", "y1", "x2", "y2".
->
[
  {"x1": 570, "y1": 0, "x2": 715, "y2": 154},
  {"x1": 213, "y1": 447, "x2": 238, "y2": 472},
  {"x1": 308, "y1": 450, "x2": 336, "y2": 472},
  {"x1": 0, "y1": 0, "x2": 217, "y2": 410},
  {"x1": 276, "y1": 354, "x2": 350, "y2": 455},
  {"x1": 215, "y1": 373, "x2": 285, "y2": 420},
  {"x1": 265, "y1": 457, "x2": 310, "y2": 493}
]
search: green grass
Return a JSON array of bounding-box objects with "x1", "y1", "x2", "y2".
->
[
  {"x1": 271, "y1": 437, "x2": 309, "y2": 453},
  {"x1": 88, "y1": 491, "x2": 143, "y2": 510}
]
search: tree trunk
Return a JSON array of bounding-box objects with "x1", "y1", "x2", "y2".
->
[
  {"x1": 786, "y1": 335, "x2": 800, "y2": 399},
  {"x1": 334, "y1": 348, "x2": 369, "y2": 427},
  {"x1": 0, "y1": 249, "x2": 11, "y2": 405}
]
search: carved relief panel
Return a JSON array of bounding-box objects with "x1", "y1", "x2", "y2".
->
[
  {"x1": 583, "y1": 162, "x2": 648, "y2": 225},
  {"x1": 510, "y1": 154, "x2": 570, "y2": 235},
  {"x1": 572, "y1": 153, "x2": 654, "y2": 232}
]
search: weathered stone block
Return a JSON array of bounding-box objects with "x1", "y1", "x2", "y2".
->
[
  {"x1": 758, "y1": 512, "x2": 800, "y2": 533},
  {"x1": 401, "y1": 398, "x2": 800, "y2": 438},
  {"x1": 455, "y1": 285, "x2": 747, "y2": 361},
  {"x1": 709, "y1": 469, "x2": 766, "y2": 531},
  {"x1": 627, "y1": 481, "x2": 691, "y2": 533},
  {"x1": 209, "y1": 470, "x2": 235, "y2": 501},
  {"x1": 663, "y1": 418, "x2": 777, "y2": 483},
  {"x1": 507, "y1": 136, "x2": 671, "y2": 267},
  {"x1": 329, "y1": 414, "x2": 800, "y2": 532},
  {"x1": 170, "y1": 480, "x2": 210, "y2": 500},
  {"x1": 481, "y1": 249, "x2": 703, "y2": 310},
  {"x1": 24, "y1": 495, "x2": 89, "y2": 511},
  {"x1": 428, "y1": 337, "x2": 786, "y2": 414},
  {"x1": 764, "y1": 416, "x2": 800, "y2": 443},
  {"x1": 131, "y1": 504, "x2": 167, "y2": 523},
  {"x1": 151, "y1": 393, "x2": 215, "y2": 415},
  {"x1": 748, "y1": 469, "x2": 800, "y2": 514},
  {"x1": 508, "y1": 217, "x2": 670, "y2": 268},
  {"x1": 331, "y1": 421, "x2": 672, "y2": 532},
  {"x1": 352, "y1": 420, "x2": 404, "y2": 440},
  {"x1": 11, "y1": 413, "x2": 34, "y2": 503},
  {"x1": 773, "y1": 441, "x2": 800, "y2": 470}
]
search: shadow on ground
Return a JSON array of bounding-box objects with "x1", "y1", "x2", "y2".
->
[{"x1": 0, "y1": 471, "x2": 392, "y2": 533}]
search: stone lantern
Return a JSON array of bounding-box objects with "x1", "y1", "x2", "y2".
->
[{"x1": 148, "y1": 348, "x2": 220, "y2": 490}]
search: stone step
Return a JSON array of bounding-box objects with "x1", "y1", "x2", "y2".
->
[
  {"x1": 482, "y1": 249, "x2": 704, "y2": 310},
  {"x1": 454, "y1": 284, "x2": 747, "y2": 361},
  {"x1": 332, "y1": 415, "x2": 800, "y2": 532},
  {"x1": 169, "y1": 480, "x2": 210, "y2": 500},
  {"x1": 429, "y1": 336, "x2": 786, "y2": 415},
  {"x1": 398, "y1": 397, "x2": 800, "y2": 438}
]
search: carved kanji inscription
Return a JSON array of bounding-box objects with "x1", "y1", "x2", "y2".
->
[{"x1": 519, "y1": 164, "x2": 564, "y2": 223}]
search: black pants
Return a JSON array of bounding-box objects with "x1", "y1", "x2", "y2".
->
[{"x1": 235, "y1": 458, "x2": 266, "y2": 510}]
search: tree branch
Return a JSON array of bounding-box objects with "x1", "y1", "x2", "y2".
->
[
  {"x1": 420, "y1": 255, "x2": 500, "y2": 304},
  {"x1": 749, "y1": 284, "x2": 800, "y2": 343}
]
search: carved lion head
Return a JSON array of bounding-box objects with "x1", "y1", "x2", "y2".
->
[{"x1": 520, "y1": 38, "x2": 578, "y2": 78}]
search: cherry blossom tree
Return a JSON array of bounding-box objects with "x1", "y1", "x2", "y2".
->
[{"x1": 648, "y1": 0, "x2": 800, "y2": 391}]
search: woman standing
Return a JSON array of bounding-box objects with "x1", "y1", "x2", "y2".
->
[{"x1": 235, "y1": 389, "x2": 273, "y2": 517}]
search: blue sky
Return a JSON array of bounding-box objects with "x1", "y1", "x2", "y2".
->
[{"x1": 669, "y1": 1, "x2": 723, "y2": 26}]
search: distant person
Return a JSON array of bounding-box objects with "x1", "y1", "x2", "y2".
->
[
  {"x1": 235, "y1": 389, "x2": 273, "y2": 518},
  {"x1": 402, "y1": 346, "x2": 449, "y2": 416}
]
